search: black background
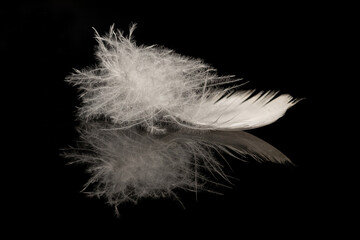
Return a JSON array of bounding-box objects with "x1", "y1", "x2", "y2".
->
[{"x1": 3, "y1": 1, "x2": 353, "y2": 238}]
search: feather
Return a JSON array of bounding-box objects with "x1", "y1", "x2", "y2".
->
[{"x1": 67, "y1": 25, "x2": 296, "y2": 132}]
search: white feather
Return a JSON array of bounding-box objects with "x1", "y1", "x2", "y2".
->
[{"x1": 67, "y1": 25, "x2": 296, "y2": 133}]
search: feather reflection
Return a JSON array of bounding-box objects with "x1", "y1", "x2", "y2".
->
[{"x1": 64, "y1": 120, "x2": 291, "y2": 211}]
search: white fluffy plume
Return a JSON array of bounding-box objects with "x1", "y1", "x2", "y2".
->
[
  {"x1": 66, "y1": 24, "x2": 296, "y2": 132},
  {"x1": 65, "y1": 24, "x2": 298, "y2": 211}
]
